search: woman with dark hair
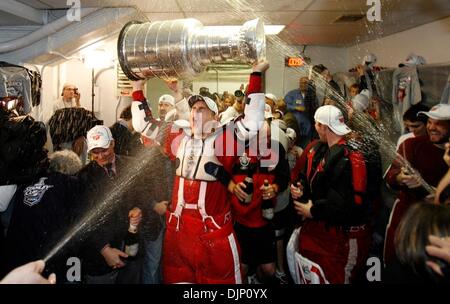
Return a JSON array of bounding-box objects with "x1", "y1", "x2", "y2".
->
[{"x1": 383, "y1": 202, "x2": 450, "y2": 283}]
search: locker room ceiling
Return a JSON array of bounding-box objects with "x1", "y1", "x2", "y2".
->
[{"x1": 1, "y1": 0, "x2": 450, "y2": 46}]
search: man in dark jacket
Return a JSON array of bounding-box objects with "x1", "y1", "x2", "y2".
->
[
  {"x1": 77, "y1": 125, "x2": 143, "y2": 284},
  {"x1": 1, "y1": 150, "x2": 83, "y2": 280},
  {"x1": 289, "y1": 105, "x2": 371, "y2": 284},
  {"x1": 109, "y1": 106, "x2": 142, "y2": 157}
]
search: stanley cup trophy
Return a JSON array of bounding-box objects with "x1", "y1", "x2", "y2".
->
[{"x1": 117, "y1": 18, "x2": 266, "y2": 80}]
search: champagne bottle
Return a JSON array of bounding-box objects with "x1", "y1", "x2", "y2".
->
[
  {"x1": 261, "y1": 180, "x2": 274, "y2": 220},
  {"x1": 124, "y1": 223, "x2": 139, "y2": 257},
  {"x1": 240, "y1": 176, "x2": 254, "y2": 204}
]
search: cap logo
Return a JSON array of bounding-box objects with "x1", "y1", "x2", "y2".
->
[
  {"x1": 92, "y1": 134, "x2": 101, "y2": 140},
  {"x1": 431, "y1": 106, "x2": 438, "y2": 112},
  {"x1": 339, "y1": 116, "x2": 345, "y2": 123}
]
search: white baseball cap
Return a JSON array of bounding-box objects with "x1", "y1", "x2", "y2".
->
[
  {"x1": 405, "y1": 53, "x2": 426, "y2": 66},
  {"x1": 188, "y1": 95, "x2": 218, "y2": 115},
  {"x1": 418, "y1": 104, "x2": 450, "y2": 121},
  {"x1": 264, "y1": 104, "x2": 274, "y2": 119},
  {"x1": 286, "y1": 127, "x2": 297, "y2": 142},
  {"x1": 158, "y1": 94, "x2": 175, "y2": 106},
  {"x1": 87, "y1": 125, "x2": 113, "y2": 152},
  {"x1": 265, "y1": 93, "x2": 278, "y2": 102},
  {"x1": 363, "y1": 53, "x2": 377, "y2": 65},
  {"x1": 314, "y1": 105, "x2": 352, "y2": 136},
  {"x1": 352, "y1": 93, "x2": 370, "y2": 112}
]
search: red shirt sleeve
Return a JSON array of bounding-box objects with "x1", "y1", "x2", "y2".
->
[
  {"x1": 245, "y1": 72, "x2": 262, "y2": 95},
  {"x1": 132, "y1": 90, "x2": 146, "y2": 102},
  {"x1": 291, "y1": 140, "x2": 318, "y2": 182}
]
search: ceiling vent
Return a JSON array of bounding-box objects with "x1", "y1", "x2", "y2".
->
[{"x1": 333, "y1": 14, "x2": 365, "y2": 23}]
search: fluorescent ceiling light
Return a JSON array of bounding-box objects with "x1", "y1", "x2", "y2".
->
[
  {"x1": 264, "y1": 25, "x2": 285, "y2": 35},
  {"x1": 83, "y1": 49, "x2": 113, "y2": 69},
  {"x1": 204, "y1": 25, "x2": 285, "y2": 35}
]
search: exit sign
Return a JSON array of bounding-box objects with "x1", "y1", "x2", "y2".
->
[{"x1": 285, "y1": 57, "x2": 304, "y2": 67}]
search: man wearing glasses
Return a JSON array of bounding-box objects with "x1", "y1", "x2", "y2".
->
[{"x1": 53, "y1": 83, "x2": 81, "y2": 112}]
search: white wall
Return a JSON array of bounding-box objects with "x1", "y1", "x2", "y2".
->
[
  {"x1": 34, "y1": 39, "x2": 122, "y2": 127},
  {"x1": 346, "y1": 16, "x2": 450, "y2": 69},
  {"x1": 266, "y1": 43, "x2": 347, "y2": 99},
  {"x1": 193, "y1": 69, "x2": 251, "y2": 96}
]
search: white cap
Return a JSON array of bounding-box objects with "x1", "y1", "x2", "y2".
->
[
  {"x1": 360, "y1": 89, "x2": 371, "y2": 99},
  {"x1": 265, "y1": 93, "x2": 277, "y2": 102},
  {"x1": 405, "y1": 53, "x2": 426, "y2": 66},
  {"x1": 264, "y1": 104, "x2": 274, "y2": 119},
  {"x1": 158, "y1": 94, "x2": 175, "y2": 106},
  {"x1": 286, "y1": 127, "x2": 297, "y2": 142},
  {"x1": 363, "y1": 53, "x2": 377, "y2": 65},
  {"x1": 87, "y1": 125, "x2": 113, "y2": 152},
  {"x1": 188, "y1": 95, "x2": 218, "y2": 115},
  {"x1": 352, "y1": 93, "x2": 370, "y2": 112},
  {"x1": 314, "y1": 105, "x2": 352, "y2": 136},
  {"x1": 62, "y1": 82, "x2": 76, "y2": 90},
  {"x1": 418, "y1": 104, "x2": 450, "y2": 120}
]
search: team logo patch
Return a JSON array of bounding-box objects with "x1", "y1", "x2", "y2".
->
[
  {"x1": 91, "y1": 133, "x2": 101, "y2": 141},
  {"x1": 23, "y1": 177, "x2": 54, "y2": 207},
  {"x1": 239, "y1": 152, "x2": 250, "y2": 170}
]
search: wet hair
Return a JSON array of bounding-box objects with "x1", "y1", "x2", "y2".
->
[
  {"x1": 395, "y1": 202, "x2": 450, "y2": 282},
  {"x1": 199, "y1": 87, "x2": 210, "y2": 95},
  {"x1": 119, "y1": 105, "x2": 132, "y2": 120},
  {"x1": 312, "y1": 64, "x2": 327, "y2": 74},
  {"x1": 48, "y1": 150, "x2": 82, "y2": 175},
  {"x1": 349, "y1": 83, "x2": 360, "y2": 92},
  {"x1": 234, "y1": 90, "x2": 244, "y2": 98},
  {"x1": 403, "y1": 104, "x2": 430, "y2": 124},
  {"x1": 276, "y1": 99, "x2": 287, "y2": 114}
]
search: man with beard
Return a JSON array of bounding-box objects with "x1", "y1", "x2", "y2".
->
[
  {"x1": 157, "y1": 94, "x2": 176, "y2": 121},
  {"x1": 385, "y1": 104, "x2": 450, "y2": 265}
]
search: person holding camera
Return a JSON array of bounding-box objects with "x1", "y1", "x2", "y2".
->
[
  {"x1": 47, "y1": 83, "x2": 89, "y2": 162},
  {"x1": 53, "y1": 83, "x2": 81, "y2": 112}
]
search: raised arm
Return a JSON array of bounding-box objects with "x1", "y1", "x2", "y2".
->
[{"x1": 235, "y1": 60, "x2": 270, "y2": 141}]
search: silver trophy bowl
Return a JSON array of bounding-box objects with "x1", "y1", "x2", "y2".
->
[{"x1": 117, "y1": 18, "x2": 266, "y2": 80}]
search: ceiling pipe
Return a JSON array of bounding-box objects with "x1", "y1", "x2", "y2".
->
[
  {"x1": 0, "y1": 7, "x2": 99, "y2": 54},
  {"x1": 0, "y1": 0, "x2": 43, "y2": 24}
]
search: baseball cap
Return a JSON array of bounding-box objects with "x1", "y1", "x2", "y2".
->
[
  {"x1": 265, "y1": 93, "x2": 277, "y2": 102},
  {"x1": 264, "y1": 104, "x2": 274, "y2": 119},
  {"x1": 405, "y1": 53, "x2": 426, "y2": 66},
  {"x1": 314, "y1": 105, "x2": 352, "y2": 136},
  {"x1": 62, "y1": 82, "x2": 76, "y2": 90},
  {"x1": 87, "y1": 125, "x2": 114, "y2": 152},
  {"x1": 363, "y1": 53, "x2": 377, "y2": 65},
  {"x1": 158, "y1": 94, "x2": 175, "y2": 106},
  {"x1": 285, "y1": 127, "x2": 297, "y2": 142},
  {"x1": 418, "y1": 104, "x2": 450, "y2": 120},
  {"x1": 352, "y1": 93, "x2": 370, "y2": 112},
  {"x1": 188, "y1": 95, "x2": 218, "y2": 115}
]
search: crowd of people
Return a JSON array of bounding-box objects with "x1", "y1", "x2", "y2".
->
[{"x1": 1, "y1": 54, "x2": 450, "y2": 285}]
